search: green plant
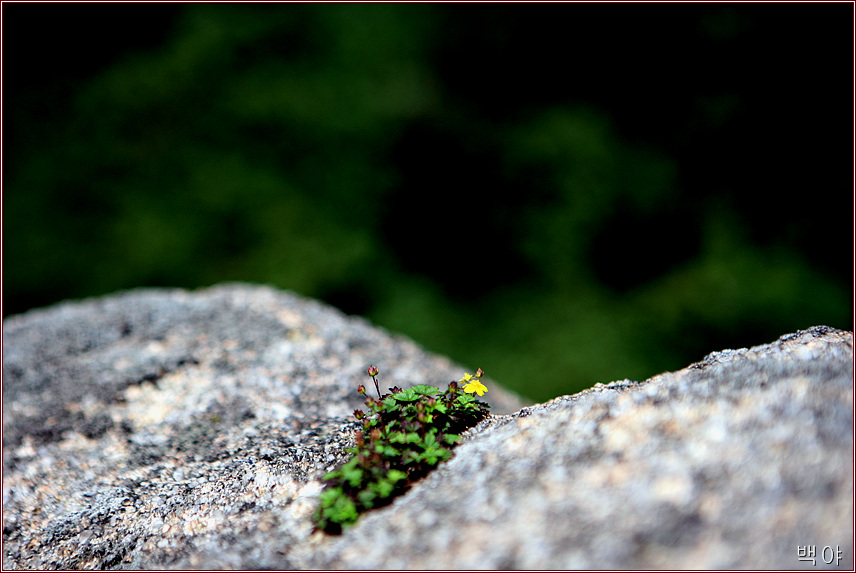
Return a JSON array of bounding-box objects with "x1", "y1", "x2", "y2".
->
[{"x1": 314, "y1": 366, "x2": 490, "y2": 534}]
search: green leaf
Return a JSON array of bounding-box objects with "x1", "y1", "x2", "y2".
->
[
  {"x1": 386, "y1": 469, "x2": 407, "y2": 483},
  {"x1": 417, "y1": 450, "x2": 447, "y2": 465},
  {"x1": 343, "y1": 466, "x2": 363, "y2": 487},
  {"x1": 392, "y1": 388, "x2": 420, "y2": 401},
  {"x1": 411, "y1": 384, "x2": 441, "y2": 396},
  {"x1": 331, "y1": 496, "x2": 359, "y2": 524},
  {"x1": 371, "y1": 479, "x2": 395, "y2": 498},
  {"x1": 320, "y1": 487, "x2": 343, "y2": 508},
  {"x1": 322, "y1": 470, "x2": 341, "y2": 482},
  {"x1": 357, "y1": 489, "x2": 376, "y2": 507}
]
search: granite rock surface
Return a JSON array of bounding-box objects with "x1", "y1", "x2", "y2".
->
[{"x1": 2, "y1": 284, "x2": 852, "y2": 569}]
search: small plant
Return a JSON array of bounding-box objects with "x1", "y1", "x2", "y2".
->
[{"x1": 314, "y1": 366, "x2": 490, "y2": 534}]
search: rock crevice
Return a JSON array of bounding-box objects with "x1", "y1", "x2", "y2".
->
[{"x1": 3, "y1": 285, "x2": 851, "y2": 569}]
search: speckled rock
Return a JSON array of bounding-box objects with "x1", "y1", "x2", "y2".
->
[
  {"x1": 297, "y1": 326, "x2": 852, "y2": 570},
  {"x1": 3, "y1": 286, "x2": 852, "y2": 570},
  {"x1": 2, "y1": 284, "x2": 525, "y2": 569}
]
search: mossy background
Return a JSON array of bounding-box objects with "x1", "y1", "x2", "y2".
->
[{"x1": 4, "y1": 3, "x2": 851, "y2": 403}]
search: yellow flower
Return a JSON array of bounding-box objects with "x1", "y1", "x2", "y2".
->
[{"x1": 462, "y1": 379, "x2": 488, "y2": 396}]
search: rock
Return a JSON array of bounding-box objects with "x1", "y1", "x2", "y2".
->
[
  {"x1": 2, "y1": 284, "x2": 852, "y2": 569},
  {"x1": 303, "y1": 326, "x2": 853, "y2": 570},
  {"x1": 2, "y1": 283, "x2": 525, "y2": 570}
]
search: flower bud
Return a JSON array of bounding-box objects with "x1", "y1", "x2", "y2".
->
[
  {"x1": 353, "y1": 409, "x2": 365, "y2": 420},
  {"x1": 367, "y1": 365, "x2": 379, "y2": 377},
  {"x1": 357, "y1": 384, "x2": 367, "y2": 395},
  {"x1": 475, "y1": 368, "x2": 484, "y2": 378}
]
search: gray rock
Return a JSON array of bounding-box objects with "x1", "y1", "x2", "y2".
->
[
  {"x1": 2, "y1": 284, "x2": 852, "y2": 569},
  {"x1": 2, "y1": 283, "x2": 525, "y2": 570}
]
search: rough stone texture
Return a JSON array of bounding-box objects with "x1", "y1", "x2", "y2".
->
[
  {"x1": 2, "y1": 284, "x2": 852, "y2": 570},
  {"x1": 2, "y1": 283, "x2": 524, "y2": 570}
]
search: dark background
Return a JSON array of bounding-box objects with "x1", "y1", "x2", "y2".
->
[{"x1": 3, "y1": 3, "x2": 852, "y2": 402}]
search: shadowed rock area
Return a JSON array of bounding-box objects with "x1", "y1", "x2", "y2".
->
[{"x1": 3, "y1": 284, "x2": 852, "y2": 569}]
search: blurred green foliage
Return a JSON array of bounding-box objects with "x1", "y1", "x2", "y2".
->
[{"x1": 4, "y1": 4, "x2": 851, "y2": 402}]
